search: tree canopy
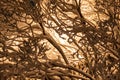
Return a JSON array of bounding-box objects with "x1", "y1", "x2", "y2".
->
[{"x1": 0, "y1": 0, "x2": 120, "y2": 80}]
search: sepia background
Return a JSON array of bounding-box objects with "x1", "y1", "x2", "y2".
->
[{"x1": 0, "y1": 0, "x2": 120, "y2": 80}]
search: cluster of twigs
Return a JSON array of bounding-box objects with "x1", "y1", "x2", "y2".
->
[{"x1": 0, "y1": 0, "x2": 120, "y2": 80}]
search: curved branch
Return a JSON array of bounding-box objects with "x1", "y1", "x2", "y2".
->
[
  {"x1": 49, "y1": 61, "x2": 95, "y2": 80},
  {"x1": 39, "y1": 32, "x2": 69, "y2": 64},
  {"x1": 44, "y1": 32, "x2": 69, "y2": 64},
  {"x1": 37, "y1": 21, "x2": 69, "y2": 64}
]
